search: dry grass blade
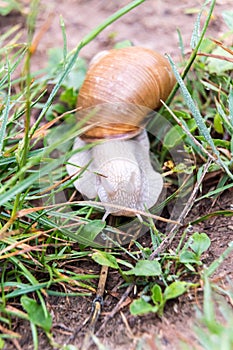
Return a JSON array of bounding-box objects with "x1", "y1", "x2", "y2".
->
[
  {"x1": 29, "y1": 12, "x2": 54, "y2": 55},
  {"x1": 0, "y1": 324, "x2": 21, "y2": 338},
  {"x1": 198, "y1": 52, "x2": 233, "y2": 63},
  {"x1": 32, "y1": 108, "x2": 79, "y2": 138},
  {"x1": 16, "y1": 202, "x2": 179, "y2": 224},
  {"x1": 0, "y1": 232, "x2": 43, "y2": 255},
  {"x1": 211, "y1": 38, "x2": 233, "y2": 55}
]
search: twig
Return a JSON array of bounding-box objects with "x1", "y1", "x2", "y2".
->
[
  {"x1": 149, "y1": 158, "x2": 212, "y2": 259},
  {"x1": 197, "y1": 52, "x2": 233, "y2": 63},
  {"x1": 96, "y1": 284, "x2": 134, "y2": 336},
  {"x1": 81, "y1": 265, "x2": 108, "y2": 349},
  {"x1": 87, "y1": 264, "x2": 109, "y2": 332},
  {"x1": 81, "y1": 214, "x2": 115, "y2": 350},
  {"x1": 16, "y1": 201, "x2": 180, "y2": 225}
]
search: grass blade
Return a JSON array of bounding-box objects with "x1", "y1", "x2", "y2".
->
[
  {"x1": 229, "y1": 87, "x2": 233, "y2": 126},
  {"x1": 167, "y1": 54, "x2": 233, "y2": 180},
  {"x1": 0, "y1": 60, "x2": 11, "y2": 155}
]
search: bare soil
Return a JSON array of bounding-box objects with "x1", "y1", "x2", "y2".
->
[{"x1": 1, "y1": 1, "x2": 233, "y2": 349}]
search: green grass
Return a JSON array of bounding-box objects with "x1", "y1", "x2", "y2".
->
[{"x1": 0, "y1": 0, "x2": 233, "y2": 349}]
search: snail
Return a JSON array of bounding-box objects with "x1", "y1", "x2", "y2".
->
[{"x1": 66, "y1": 46, "x2": 175, "y2": 219}]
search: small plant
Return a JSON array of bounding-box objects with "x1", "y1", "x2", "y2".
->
[
  {"x1": 128, "y1": 232, "x2": 210, "y2": 316},
  {"x1": 179, "y1": 232, "x2": 211, "y2": 271}
]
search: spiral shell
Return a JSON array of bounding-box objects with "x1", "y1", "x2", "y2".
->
[{"x1": 77, "y1": 46, "x2": 175, "y2": 141}]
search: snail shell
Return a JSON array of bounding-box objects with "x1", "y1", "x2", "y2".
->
[
  {"x1": 67, "y1": 46, "x2": 175, "y2": 218},
  {"x1": 77, "y1": 46, "x2": 175, "y2": 141}
]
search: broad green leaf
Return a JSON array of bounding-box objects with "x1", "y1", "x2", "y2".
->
[
  {"x1": 179, "y1": 250, "x2": 199, "y2": 264},
  {"x1": 189, "y1": 232, "x2": 211, "y2": 256},
  {"x1": 164, "y1": 281, "x2": 190, "y2": 301},
  {"x1": 195, "y1": 136, "x2": 230, "y2": 149},
  {"x1": 163, "y1": 118, "x2": 196, "y2": 149},
  {"x1": 21, "y1": 296, "x2": 52, "y2": 333},
  {"x1": 130, "y1": 298, "x2": 158, "y2": 315},
  {"x1": 151, "y1": 284, "x2": 163, "y2": 305},
  {"x1": 60, "y1": 87, "x2": 78, "y2": 108},
  {"x1": 76, "y1": 220, "x2": 106, "y2": 246},
  {"x1": 163, "y1": 124, "x2": 184, "y2": 148},
  {"x1": 173, "y1": 110, "x2": 192, "y2": 120},
  {"x1": 124, "y1": 260, "x2": 162, "y2": 276},
  {"x1": 213, "y1": 139, "x2": 230, "y2": 148},
  {"x1": 214, "y1": 113, "x2": 224, "y2": 134},
  {"x1": 92, "y1": 251, "x2": 119, "y2": 269}
]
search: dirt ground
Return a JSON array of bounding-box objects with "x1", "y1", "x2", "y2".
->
[
  {"x1": 1, "y1": 0, "x2": 232, "y2": 68},
  {"x1": 1, "y1": 0, "x2": 233, "y2": 349}
]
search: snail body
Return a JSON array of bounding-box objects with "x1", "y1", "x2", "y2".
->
[
  {"x1": 66, "y1": 46, "x2": 175, "y2": 218},
  {"x1": 67, "y1": 130, "x2": 163, "y2": 217}
]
